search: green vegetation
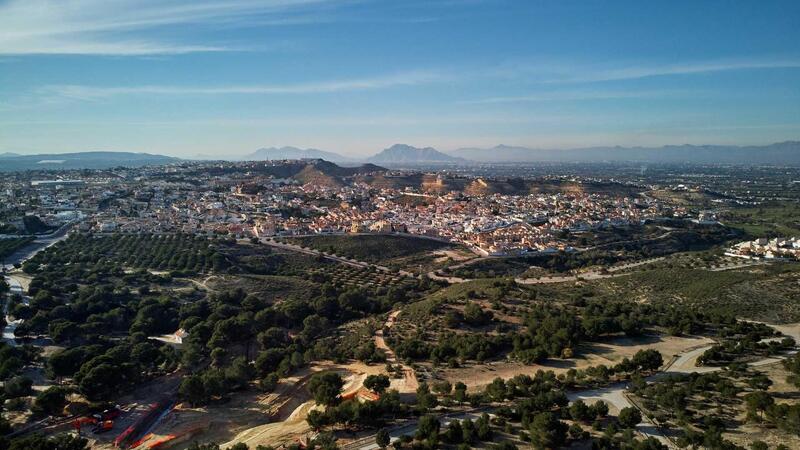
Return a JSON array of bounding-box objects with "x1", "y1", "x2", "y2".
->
[
  {"x1": 0, "y1": 237, "x2": 34, "y2": 260},
  {"x1": 21, "y1": 216, "x2": 56, "y2": 234},
  {"x1": 390, "y1": 275, "x2": 777, "y2": 368},
  {"x1": 23, "y1": 233, "x2": 235, "y2": 275},
  {"x1": 448, "y1": 222, "x2": 735, "y2": 278},
  {"x1": 610, "y1": 263, "x2": 800, "y2": 322},
  {"x1": 283, "y1": 234, "x2": 454, "y2": 268},
  {"x1": 632, "y1": 364, "x2": 800, "y2": 448},
  {"x1": 720, "y1": 203, "x2": 800, "y2": 237}
]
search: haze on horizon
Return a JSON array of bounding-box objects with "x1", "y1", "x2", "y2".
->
[{"x1": 1, "y1": 0, "x2": 799, "y2": 158}]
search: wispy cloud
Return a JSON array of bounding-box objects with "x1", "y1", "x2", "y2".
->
[
  {"x1": 459, "y1": 89, "x2": 692, "y2": 105},
  {"x1": 37, "y1": 70, "x2": 448, "y2": 100},
  {"x1": 547, "y1": 58, "x2": 800, "y2": 83},
  {"x1": 0, "y1": 0, "x2": 341, "y2": 55}
]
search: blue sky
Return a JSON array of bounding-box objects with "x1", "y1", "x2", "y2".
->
[{"x1": 1, "y1": 0, "x2": 799, "y2": 157}]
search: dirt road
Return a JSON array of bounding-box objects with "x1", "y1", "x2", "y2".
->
[{"x1": 375, "y1": 310, "x2": 419, "y2": 393}]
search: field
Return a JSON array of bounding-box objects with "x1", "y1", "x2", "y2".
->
[
  {"x1": 437, "y1": 333, "x2": 715, "y2": 392},
  {"x1": 631, "y1": 360, "x2": 800, "y2": 450},
  {"x1": 282, "y1": 233, "x2": 459, "y2": 270},
  {"x1": 308, "y1": 264, "x2": 412, "y2": 289},
  {"x1": 606, "y1": 262, "x2": 800, "y2": 323},
  {"x1": 24, "y1": 233, "x2": 235, "y2": 275},
  {"x1": 723, "y1": 361, "x2": 800, "y2": 449},
  {"x1": 0, "y1": 236, "x2": 34, "y2": 260},
  {"x1": 720, "y1": 203, "x2": 800, "y2": 237},
  {"x1": 205, "y1": 274, "x2": 320, "y2": 303}
]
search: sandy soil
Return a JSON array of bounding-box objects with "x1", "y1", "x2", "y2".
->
[
  {"x1": 377, "y1": 310, "x2": 419, "y2": 393},
  {"x1": 7, "y1": 273, "x2": 32, "y2": 292},
  {"x1": 439, "y1": 334, "x2": 715, "y2": 391},
  {"x1": 724, "y1": 361, "x2": 800, "y2": 450},
  {"x1": 771, "y1": 322, "x2": 800, "y2": 342},
  {"x1": 137, "y1": 361, "x2": 384, "y2": 450},
  {"x1": 432, "y1": 250, "x2": 475, "y2": 264}
]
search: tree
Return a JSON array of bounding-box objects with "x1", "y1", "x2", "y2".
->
[
  {"x1": 308, "y1": 372, "x2": 344, "y2": 406},
  {"x1": 33, "y1": 386, "x2": 68, "y2": 416},
  {"x1": 445, "y1": 421, "x2": 463, "y2": 444},
  {"x1": 529, "y1": 412, "x2": 567, "y2": 449},
  {"x1": 463, "y1": 302, "x2": 492, "y2": 326},
  {"x1": 591, "y1": 400, "x2": 609, "y2": 418},
  {"x1": 569, "y1": 399, "x2": 591, "y2": 422},
  {"x1": 618, "y1": 407, "x2": 642, "y2": 429},
  {"x1": 416, "y1": 415, "x2": 440, "y2": 444},
  {"x1": 476, "y1": 413, "x2": 492, "y2": 441},
  {"x1": 179, "y1": 374, "x2": 207, "y2": 406},
  {"x1": 8, "y1": 434, "x2": 89, "y2": 450},
  {"x1": 631, "y1": 349, "x2": 663, "y2": 372},
  {"x1": 416, "y1": 382, "x2": 438, "y2": 410},
  {"x1": 186, "y1": 444, "x2": 220, "y2": 450},
  {"x1": 453, "y1": 382, "x2": 467, "y2": 404},
  {"x1": 4, "y1": 375, "x2": 33, "y2": 398},
  {"x1": 307, "y1": 410, "x2": 329, "y2": 431},
  {"x1": 745, "y1": 391, "x2": 774, "y2": 422},
  {"x1": 364, "y1": 374, "x2": 391, "y2": 394},
  {"x1": 462, "y1": 418, "x2": 476, "y2": 445},
  {"x1": 432, "y1": 380, "x2": 452, "y2": 396},
  {"x1": 485, "y1": 377, "x2": 507, "y2": 402},
  {"x1": 376, "y1": 428, "x2": 390, "y2": 448},
  {"x1": 259, "y1": 373, "x2": 280, "y2": 392}
]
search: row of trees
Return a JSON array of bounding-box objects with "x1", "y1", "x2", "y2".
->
[{"x1": 23, "y1": 233, "x2": 233, "y2": 276}]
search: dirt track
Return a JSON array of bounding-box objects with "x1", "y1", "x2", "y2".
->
[{"x1": 376, "y1": 310, "x2": 419, "y2": 393}]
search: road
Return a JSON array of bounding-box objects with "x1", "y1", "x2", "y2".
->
[
  {"x1": 570, "y1": 324, "x2": 799, "y2": 449},
  {"x1": 514, "y1": 257, "x2": 665, "y2": 285},
  {"x1": 2, "y1": 276, "x2": 25, "y2": 346},
  {"x1": 2, "y1": 225, "x2": 74, "y2": 345},
  {"x1": 341, "y1": 408, "x2": 491, "y2": 450},
  {"x1": 1, "y1": 223, "x2": 74, "y2": 271},
  {"x1": 374, "y1": 310, "x2": 418, "y2": 394},
  {"x1": 346, "y1": 322, "x2": 799, "y2": 450}
]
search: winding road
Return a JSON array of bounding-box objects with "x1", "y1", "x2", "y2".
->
[
  {"x1": 2, "y1": 225, "x2": 74, "y2": 346},
  {"x1": 346, "y1": 322, "x2": 799, "y2": 450}
]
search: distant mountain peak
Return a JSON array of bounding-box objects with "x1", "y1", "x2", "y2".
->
[
  {"x1": 0, "y1": 151, "x2": 179, "y2": 172},
  {"x1": 449, "y1": 141, "x2": 800, "y2": 164},
  {"x1": 244, "y1": 146, "x2": 350, "y2": 162},
  {"x1": 368, "y1": 144, "x2": 465, "y2": 164}
]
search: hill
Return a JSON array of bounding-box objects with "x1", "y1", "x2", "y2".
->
[
  {"x1": 0, "y1": 151, "x2": 179, "y2": 171},
  {"x1": 243, "y1": 146, "x2": 351, "y2": 162},
  {"x1": 450, "y1": 141, "x2": 800, "y2": 164},
  {"x1": 367, "y1": 144, "x2": 466, "y2": 165},
  {"x1": 192, "y1": 159, "x2": 386, "y2": 186}
]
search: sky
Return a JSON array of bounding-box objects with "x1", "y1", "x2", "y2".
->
[{"x1": 1, "y1": 0, "x2": 799, "y2": 158}]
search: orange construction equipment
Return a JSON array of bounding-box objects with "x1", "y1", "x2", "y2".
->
[
  {"x1": 341, "y1": 388, "x2": 380, "y2": 402},
  {"x1": 93, "y1": 420, "x2": 115, "y2": 434},
  {"x1": 73, "y1": 416, "x2": 115, "y2": 435}
]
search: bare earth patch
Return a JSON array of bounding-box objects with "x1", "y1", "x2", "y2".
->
[
  {"x1": 724, "y1": 361, "x2": 800, "y2": 449},
  {"x1": 439, "y1": 334, "x2": 714, "y2": 391}
]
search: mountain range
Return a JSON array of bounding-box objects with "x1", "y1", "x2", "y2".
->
[
  {"x1": 243, "y1": 146, "x2": 352, "y2": 163},
  {"x1": 450, "y1": 141, "x2": 800, "y2": 164},
  {"x1": 0, "y1": 151, "x2": 179, "y2": 172},
  {"x1": 237, "y1": 141, "x2": 800, "y2": 165},
  {"x1": 366, "y1": 144, "x2": 465, "y2": 164},
  {"x1": 3, "y1": 141, "x2": 800, "y2": 170}
]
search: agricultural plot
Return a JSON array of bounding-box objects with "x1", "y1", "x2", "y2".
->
[
  {"x1": 308, "y1": 264, "x2": 411, "y2": 289},
  {"x1": 283, "y1": 234, "x2": 456, "y2": 268},
  {"x1": 0, "y1": 236, "x2": 34, "y2": 260},
  {"x1": 24, "y1": 233, "x2": 235, "y2": 275}
]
